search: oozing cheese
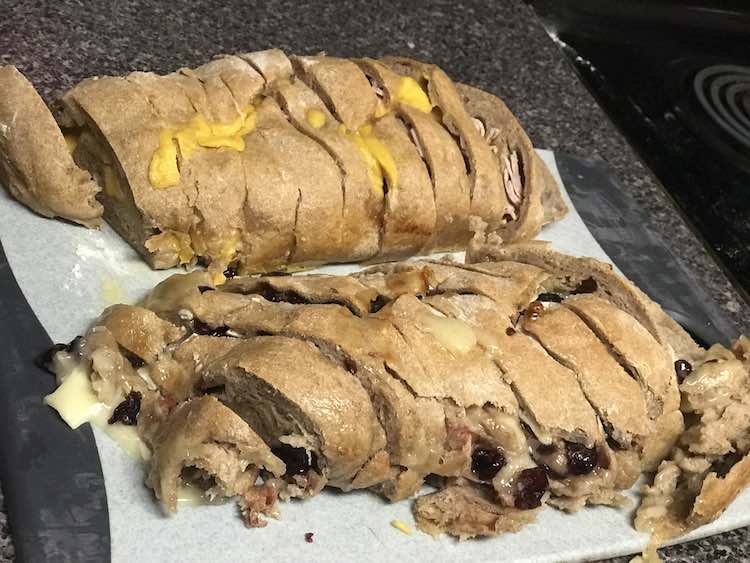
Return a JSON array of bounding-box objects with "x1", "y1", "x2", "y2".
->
[
  {"x1": 390, "y1": 519, "x2": 413, "y2": 535},
  {"x1": 177, "y1": 484, "x2": 209, "y2": 507},
  {"x1": 420, "y1": 313, "x2": 477, "y2": 356},
  {"x1": 338, "y1": 123, "x2": 398, "y2": 194},
  {"x1": 149, "y1": 130, "x2": 181, "y2": 189},
  {"x1": 149, "y1": 107, "x2": 256, "y2": 189},
  {"x1": 44, "y1": 366, "x2": 107, "y2": 429},
  {"x1": 63, "y1": 133, "x2": 78, "y2": 154},
  {"x1": 44, "y1": 360, "x2": 151, "y2": 463},
  {"x1": 374, "y1": 100, "x2": 389, "y2": 118},
  {"x1": 395, "y1": 76, "x2": 432, "y2": 113},
  {"x1": 102, "y1": 165, "x2": 124, "y2": 201},
  {"x1": 305, "y1": 108, "x2": 327, "y2": 129}
]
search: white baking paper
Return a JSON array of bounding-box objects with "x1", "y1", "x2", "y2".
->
[{"x1": 1, "y1": 150, "x2": 747, "y2": 562}]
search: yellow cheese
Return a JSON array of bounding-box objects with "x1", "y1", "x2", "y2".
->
[
  {"x1": 374, "y1": 100, "x2": 389, "y2": 118},
  {"x1": 359, "y1": 132, "x2": 398, "y2": 191},
  {"x1": 390, "y1": 519, "x2": 412, "y2": 535},
  {"x1": 349, "y1": 130, "x2": 384, "y2": 194},
  {"x1": 102, "y1": 165, "x2": 124, "y2": 200},
  {"x1": 63, "y1": 133, "x2": 78, "y2": 153},
  {"x1": 176, "y1": 484, "x2": 208, "y2": 507},
  {"x1": 305, "y1": 108, "x2": 327, "y2": 129},
  {"x1": 44, "y1": 366, "x2": 107, "y2": 429},
  {"x1": 175, "y1": 232, "x2": 195, "y2": 264},
  {"x1": 100, "y1": 276, "x2": 125, "y2": 305},
  {"x1": 150, "y1": 107, "x2": 256, "y2": 188},
  {"x1": 149, "y1": 130, "x2": 181, "y2": 188},
  {"x1": 395, "y1": 76, "x2": 432, "y2": 113},
  {"x1": 420, "y1": 313, "x2": 477, "y2": 356},
  {"x1": 337, "y1": 124, "x2": 398, "y2": 194}
]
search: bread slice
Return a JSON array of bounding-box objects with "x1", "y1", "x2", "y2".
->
[
  {"x1": 0, "y1": 65, "x2": 102, "y2": 226},
  {"x1": 468, "y1": 239, "x2": 701, "y2": 360},
  {"x1": 201, "y1": 336, "x2": 388, "y2": 492},
  {"x1": 146, "y1": 395, "x2": 285, "y2": 514},
  {"x1": 635, "y1": 339, "x2": 750, "y2": 550},
  {"x1": 381, "y1": 57, "x2": 508, "y2": 232},
  {"x1": 273, "y1": 77, "x2": 381, "y2": 260},
  {"x1": 355, "y1": 58, "x2": 471, "y2": 251}
]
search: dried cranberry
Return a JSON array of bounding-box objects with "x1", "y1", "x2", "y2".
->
[
  {"x1": 572, "y1": 277, "x2": 598, "y2": 294},
  {"x1": 369, "y1": 294, "x2": 390, "y2": 313},
  {"x1": 524, "y1": 301, "x2": 545, "y2": 321},
  {"x1": 272, "y1": 444, "x2": 318, "y2": 476},
  {"x1": 119, "y1": 346, "x2": 145, "y2": 368},
  {"x1": 471, "y1": 447, "x2": 506, "y2": 481},
  {"x1": 108, "y1": 391, "x2": 142, "y2": 425},
  {"x1": 304, "y1": 532, "x2": 314, "y2": 543},
  {"x1": 505, "y1": 327, "x2": 517, "y2": 336},
  {"x1": 223, "y1": 262, "x2": 239, "y2": 279},
  {"x1": 674, "y1": 359, "x2": 693, "y2": 382},
  {"x1": 537, "y1": 292, "x2": 563, "y2": 303},
  {"x1": 192, "y1": 319, "x2": 230, "y2": 337},
  {"x1": 566, "y1": 442, "x2": 599, "y2": 475},
  {"x1": 35, "y1": 336, "x2": 84, "y2": 374},
  {"x1": 513, "y1": 467, "x2": 548, "y2": 509},
  {"x1": 343, "y1": 357, "x2": 358, "y2": 374},
  {"x1": 710, "y1": 451, "x2": 742, "y2": 478}
]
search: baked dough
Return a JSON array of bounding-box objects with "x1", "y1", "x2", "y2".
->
[
  {"x1": 43, "y1": 243, "x2": 750, "y2": 553},
  {"x1": 1, "y1": 51, "x2": 567, "y2": 278}
]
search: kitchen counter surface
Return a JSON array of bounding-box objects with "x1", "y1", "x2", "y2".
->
[{"x1": 1, "y1": 1, "x2": 748, "y2": 561}]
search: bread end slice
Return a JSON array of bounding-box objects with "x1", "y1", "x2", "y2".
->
[{"x1": 0, "y1": 65, "x2": 102, "y2": 227}]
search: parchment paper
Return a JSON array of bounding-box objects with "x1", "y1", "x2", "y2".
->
[{"x1": 1, "y1": 150, "x2": 748, "y2": 562}]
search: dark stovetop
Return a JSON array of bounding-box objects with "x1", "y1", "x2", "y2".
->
[{"x1": 531, "y1": 1, "x2": 750, "y2": 302}]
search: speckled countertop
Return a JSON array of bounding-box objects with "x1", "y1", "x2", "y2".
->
[{"x1": 1, "y1": 1, "x2": 749, "y2": 561}]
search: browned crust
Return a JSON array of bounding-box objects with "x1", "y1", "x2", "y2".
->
[
  {"x1": 414, "y1": 485, "x2": 539, "y2": 539},
  {"x1": 691, "y1": 453, "x2": 750, "y2": 526},
  {"x1": 0, "y1": 65, "x2": 102, "y2": 227},
  {"x1": 467, "y1": 240, "x2": 702, "y2": 361}
]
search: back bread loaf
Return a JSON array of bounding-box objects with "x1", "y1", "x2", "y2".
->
[{"x1": 0, "y1": 51, "x2": 567, "y2": 278}]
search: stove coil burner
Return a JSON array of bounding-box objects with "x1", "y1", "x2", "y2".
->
[{"x1": 694, "y1": 65, "x2": 750, "y2": 150}]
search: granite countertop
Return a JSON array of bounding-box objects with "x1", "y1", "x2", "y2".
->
[{"x1": 1, "y1": 0, "x2": 748, "y2": 561}]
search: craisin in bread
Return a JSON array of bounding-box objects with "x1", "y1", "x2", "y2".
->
[
  {"x1": 43, "y1": 242, "x2": 750, "y2": 556},
  {"x1": 1, "y1": 50, "x2": 567, "y2": 278}
]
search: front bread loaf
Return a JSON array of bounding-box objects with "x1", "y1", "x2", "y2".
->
[
  {"x1": 1, "y1": 50, "x2": 567, "y2": 277},
  {"x1": 44, "y1": 242, "x2": 750, "y2": 550}
]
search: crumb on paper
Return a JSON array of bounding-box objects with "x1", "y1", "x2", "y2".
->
[
  {"x1": 304, "y1": 532, "x2": 314, "y2": 543},
  {"x1": 390, "y1": 519, "x2": 412, "y2": 535}
]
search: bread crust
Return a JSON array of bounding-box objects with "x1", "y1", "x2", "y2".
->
[{"x1": 0, "y1": 65, "x2": 102, "y2": 226}]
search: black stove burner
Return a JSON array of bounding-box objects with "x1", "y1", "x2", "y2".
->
[
  {"x1": 694, "y1": 65, "x2": 750, "y2": 152},
  {"x1": 530, "y1": 1, "x2": 750, "y2": 302}
]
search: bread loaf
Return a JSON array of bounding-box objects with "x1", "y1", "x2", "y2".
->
[
  {"x1": 0, "y1": 51, "x2": 567, "y2": 278},
  {"x1": 43, "y1": 243, "x2": 750, "y2": 548}
]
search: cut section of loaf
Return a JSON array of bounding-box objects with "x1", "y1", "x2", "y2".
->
[
  {"x1": 45, "y1": 245, "x2": 743, "y2": 548},
  {"x1": 146, "y1": 395, "x2": 285, "y2": 514},
  {"x1": 635, "y1": 339, "x2": 750, "y2": 551}
]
